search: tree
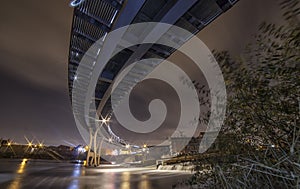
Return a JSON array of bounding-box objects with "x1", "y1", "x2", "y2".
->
[
  {"x1": 178, "y1": 1, "x2": 300, "y2": 188},
  {"x1": 218, "y1": 0, "x2": 299, "y2": 150}
]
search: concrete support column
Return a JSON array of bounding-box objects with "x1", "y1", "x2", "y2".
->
[
  {"x1": 97, "y1": 138, "x2": 104, "y2": 165},
  {"x1": 86, "y1": 127, "x2": 93, "y2": 166}
]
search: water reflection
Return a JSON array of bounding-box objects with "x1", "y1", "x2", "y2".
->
[
  {"x1": 0, "y1": 161, "x2": 191, "y2": 189},
  {"x1": 101, "y1": 172, "x2": 116, "y2": 189},
  {"x1": 8, "y1": 159, "x2": 28, "y2": 189},
  {"x1": 138, "y1": 174, "x2": 150, "y2": 189},
  {"x1": 67, "y1": 164, "x2": 82, "y2": 189},
  {"x1": 121, "y1": 172, "x2": 130, "y2": 189},
  {"x1": 17, "y1": 159, "x2": 27, "y2": 174}
]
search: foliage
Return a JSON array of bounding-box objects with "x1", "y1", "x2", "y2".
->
[
  {"x1": 218, "y1": 0, "x2": 299, "y2": 150},
  {"x1": 178, "y1": 0, "x2": 300, "y2": 188}
]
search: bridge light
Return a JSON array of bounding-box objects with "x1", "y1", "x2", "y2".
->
[
  {"x1": 101, "y1": 117, "x2": 110, "y2": 124},
  {"x1": 70, "y1": 0, "x2": 85, "y2": 7}
]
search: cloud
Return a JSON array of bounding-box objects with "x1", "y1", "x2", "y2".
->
[{"x1": 0, "y1": 0, "x2": 73, "y2": 90}]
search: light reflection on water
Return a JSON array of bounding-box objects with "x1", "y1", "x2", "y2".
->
[
  {"x1": 68, "y1": 164, "x2": 82, "y2": 189},
  {"x1": 8, "y1": 159, "x2": 28, "y2": 189},
  {"x1": 0, "y1": 161, "x2": 191, "y2": 189},
  {"x1": 65, "y1": 167, "x2": 152, "y2": 189},
  {"x1": 103, "y1": 173, "x2": 116, "y2": 189},
  {"x1": 138, "y1": 174, "x2": 150, "y2": 189},
  {"x1": 121, "y1": 172, "x2": 130, "y2": 189}
]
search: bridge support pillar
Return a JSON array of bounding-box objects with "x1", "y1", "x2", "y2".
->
[{"x1": 85, "y1": 126, "x2": 104, "y2": 167}]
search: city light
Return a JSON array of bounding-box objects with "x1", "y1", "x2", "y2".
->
[
  {"x1": 125, "y1": 144, "x2": 130, "y2": 149},
  {"x1": 24, "y1": 136, "x2": 34, "y2": 148},
  {"x1": 7, "y1": 142, "x2": 11, "y2": 146},
  {"x1": 38, "y1": 143, "x2": 43, "y2": 148},
  {"x1": 77, "y1": 146, "x2": 86, "y2": 153}
]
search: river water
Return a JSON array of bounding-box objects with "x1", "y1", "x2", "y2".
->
[{"x1": 0, "y1": 159, "x2": 192, "y2": 189}]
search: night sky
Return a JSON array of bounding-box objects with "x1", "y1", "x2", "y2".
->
[{"x1": 0, "y1": 0, "x2": 283, "y2": 146}]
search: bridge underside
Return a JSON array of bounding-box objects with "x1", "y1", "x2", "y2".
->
[{"x1": 68, "y1": 0, "x2": 238, "y2": 166}]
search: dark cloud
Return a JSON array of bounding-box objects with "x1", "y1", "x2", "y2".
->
[
  {"x1": 0, "y1": 0, "x2": 73, "y2": 90},
  {"x1": 197, "y1": 0, "x2": 283, "y2": 55},
  {"x1": 0, "y1": 0, "x2": 83, "y2": 145},
  {"x1": 0, "y1": 68, "x2": 84, "y2": 145}
]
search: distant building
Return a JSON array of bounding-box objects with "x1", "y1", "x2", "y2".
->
[
  {"x1": 0, "y1": 139, "x2": 12, "y2": 146},
  {"x1": 149, "y1": 145, "x2": 170, "y2": 159}
]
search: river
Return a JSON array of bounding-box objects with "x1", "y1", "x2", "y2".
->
[{"x1": 0, "y1": 159, "x2": 192, "y2": 189}]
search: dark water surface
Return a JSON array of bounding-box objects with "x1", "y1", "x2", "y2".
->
[{"x1": 0, "y1": 159, "x2": 191, "y2": 189}]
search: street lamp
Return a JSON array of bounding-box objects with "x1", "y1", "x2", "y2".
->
[
  {"x1": 88, "y1": 114, "x2": 111, "y2": 167},
  {"x1": 99, "y1": 115, "x2": 110, "y2": 125},
  {"x1": 101, "y1": 119, "x2": 107, "y2": 124},
  {"x1": 24, "y1": 136, "x2": 34, "y2": 148}
]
